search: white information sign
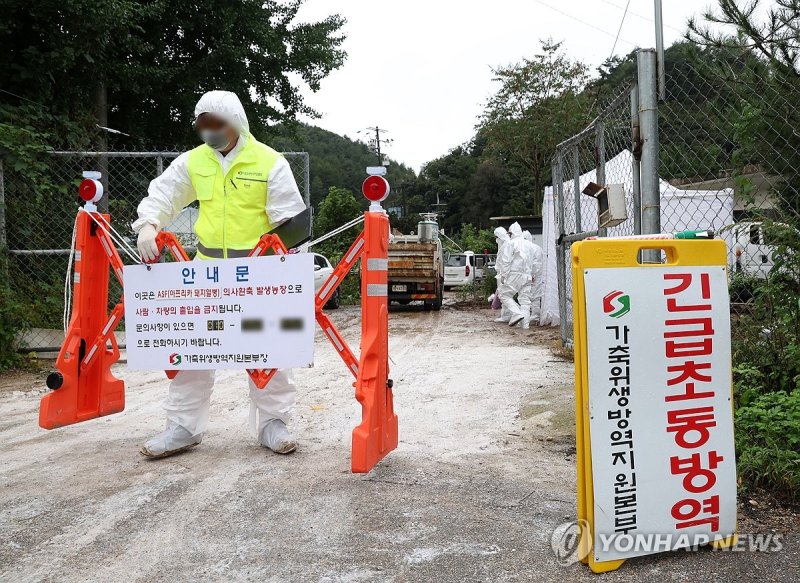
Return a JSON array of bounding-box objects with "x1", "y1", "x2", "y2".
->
[
  {"x1": 123, "y1": 254, "x2": 315, "y2": 370},
  {"x1": 584, "y1": 265, "x2": 736, "y2": 562}
]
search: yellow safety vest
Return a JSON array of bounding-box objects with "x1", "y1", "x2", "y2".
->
[{"x1": 186, "y1": 136, "x2": 282, "y2": 259}]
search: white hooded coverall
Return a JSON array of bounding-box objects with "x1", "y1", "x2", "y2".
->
[
  {"x1": 132, "y1": 91, "x2": 306, "y2": 438},
  {"x1": 519, "y1": 231, "x2": 544, "y2": 325},
  {"x1": 497, "y1": 222, "x2": 533, "y2": 323},
  {"x1": 493, "y1": 227, "x2": 512, "y2": 321}
]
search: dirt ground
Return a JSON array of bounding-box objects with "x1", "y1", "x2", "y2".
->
[{"x1": 0, "y1": 301, "x2": 797, "y2": 582}]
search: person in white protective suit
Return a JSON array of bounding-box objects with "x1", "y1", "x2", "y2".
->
[
  {"x1": 132, "y1": 91, "x2": 306, "y2": 458},
  {"x1": 493, "y1": 226, "x2": 513, "y2": 323},
  {"x1": 518, "y1": 231, "x2": 544, "y2": 329},
  {"x1": 497, "y1": 222, "x2": 534, "y2": 327}
]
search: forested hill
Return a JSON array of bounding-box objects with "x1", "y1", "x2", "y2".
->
[{"x1": 266, "y1": 123, "x2": 416, "y2": 208}]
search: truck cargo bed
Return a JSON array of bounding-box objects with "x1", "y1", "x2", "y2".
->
[{"x1": 388, "y1": 243, "x2": 437, "y2": 279}]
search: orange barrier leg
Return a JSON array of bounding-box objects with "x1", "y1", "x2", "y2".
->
[
  {"x1": 351, "y1": 210, "x2": 398, "y2": 473},
  {"x1": 39, "y1": 212, "x2": 125, "y2": 429},
  {"x1": 314, "y1": 232, "x2": 366, "y2": 378}
]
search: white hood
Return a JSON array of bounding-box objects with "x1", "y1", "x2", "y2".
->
[{"x1": 194, "y1": 91, "x2": 250, "y2": 135}]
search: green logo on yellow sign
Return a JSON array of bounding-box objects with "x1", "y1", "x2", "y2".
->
[{"x1": 603, "y1": 290, "x2": 630, "y2": 318}]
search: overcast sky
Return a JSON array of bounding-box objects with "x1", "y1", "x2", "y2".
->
[{"x1": 292, "y1": 0, "x2": 719, "y2": 172}]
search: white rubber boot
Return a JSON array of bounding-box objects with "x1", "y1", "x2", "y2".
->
[
  {"x1": 260, "y1": 419, "x2": 298, "y2": 454},
  {"x1": 140, "y1": 422, "x2": 202, "y2": 459}
]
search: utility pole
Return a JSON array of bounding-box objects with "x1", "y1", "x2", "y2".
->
[
  {"x1": 360, "y1": 126, "x2": 393, "y2": 165},
  {"x1": 654, "y1": 0, "x2": 665, "y2": 101},
  {"x1": 638, "y1": 49, "x2": 661, "y2": 251}
]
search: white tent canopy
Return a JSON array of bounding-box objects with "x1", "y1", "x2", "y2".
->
[{"x1": 539, "y1": 150, "x2": 735, "y2": 326}]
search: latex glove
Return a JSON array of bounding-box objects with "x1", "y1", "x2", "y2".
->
[{"x1": 137, "y1": 224, "x2": 159, "y2": 263}]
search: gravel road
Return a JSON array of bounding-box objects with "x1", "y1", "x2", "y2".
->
[{"x1": 0, "y1": 303, "x2": 796, "y2": 582}]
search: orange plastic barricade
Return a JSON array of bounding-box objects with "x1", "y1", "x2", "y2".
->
[
  {"x1": 40, "y1": 172, "x2": 398, "y2": 473},
  {"x1": 351, "y1": 210, "x2": 398, "y2": 472},
  {"x1": 39, "y1": 210, "x2": 125, "y2": 428}
]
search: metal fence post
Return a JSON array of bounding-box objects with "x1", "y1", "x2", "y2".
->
[
  {"x1": 0, "y1": 159, "x2": 7, "y2": 285},
  {"x1": 156, "y1": 155, "x2": 164, "y2": 176},
  {"x1": 554, "y1": 156, "x2": 569, "y2": 346},
  {"x1": 572, "y1": 145, "x2": 582, "y2": 233},
  {"x1": 595, "y1": 120, "x2": 607, "y2": 237},
  {"x1": 303, "y1": 152, "x2": 311, "y2": 208},
  {"x1": 637, "y1": 49, "x2": 661, "y2": 240},
  {"x1": 0, "y1": 159, "x2": 6, "y2": 251},
  {"x1": 630, "y1": 83, "x2": 642, "y2": 235}
]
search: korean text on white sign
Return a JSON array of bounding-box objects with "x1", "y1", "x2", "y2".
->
[
  {"x1": 123, "y1": 254, "x2": 315, "y2": 370},
  {"x1": 584, "y1": 265, "x2": 736, "y2": 562}
]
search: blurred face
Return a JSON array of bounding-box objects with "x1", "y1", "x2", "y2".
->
[{"x1": 195, "y1": 113, "x2": 238, "y2": 152}]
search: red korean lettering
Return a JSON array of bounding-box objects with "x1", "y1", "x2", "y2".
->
[
  {"x1": 670, "y1": 450, "x2": 724, "y2": 493},
  {"x1": 667, "y1": 361, "x2": 712, "y2": 386},
  {"x1": 664, "y1": 317, "x2": 715, "y2": 338},
  {"x1": 666, "y1": 406, "x2": 716, "y2": 448},
  {"x1": 665, "y1": 382, "x2": 714, "y2": 402},
  {"x1": 671, "y1": 495, "x2": 720, "y2": 531},
  {"x1": 666, "y1": 338, "x2": 713, "y2": 358}
]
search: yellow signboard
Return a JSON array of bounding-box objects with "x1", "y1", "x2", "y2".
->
[{"x1": 572, "y1": 239, "x2": 737, "y2": 573}]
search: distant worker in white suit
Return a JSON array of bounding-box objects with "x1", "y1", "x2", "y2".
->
[
  {"x1": 497, "y1": 222, "x2": 533, "y2": 327},
  {"x1": 518, "y1": 231, "x2": 544, "y2": 329},
  {"x1": 132, "y1": 90, "x2": 306, "y2": 459},
  {"x1": 493, "y1": 226, "x2": 513, "y2": 323}
]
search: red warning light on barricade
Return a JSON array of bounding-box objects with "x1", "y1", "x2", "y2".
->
[
  {"x1": 362, "y1": 175, "x2": 390, "y2": 202},
  {"x1": 79, "y1": 178, "x2": 103, "y2": 203}
]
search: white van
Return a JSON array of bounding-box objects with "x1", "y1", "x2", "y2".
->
[{"x1": 444, "y1": 251, "x2": 492, "y2": 288}]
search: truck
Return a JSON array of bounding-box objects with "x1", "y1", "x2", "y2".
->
[{"x1": 388, "y1": 215, "x2": 444, "y2": 310}]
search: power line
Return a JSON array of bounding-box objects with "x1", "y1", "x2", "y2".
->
[
  {"x1": 0, "y1": 88, "x2": 48, "y2": 109},
  {"x1": 600, "y1": 0, "x2": 684, "y2": 33},
  {"x1": 531, "y1": 0, "x2": 637, "y2": 47},
  {"x1": 609, "y1": 0, "x2": 632, "y2": 60}
]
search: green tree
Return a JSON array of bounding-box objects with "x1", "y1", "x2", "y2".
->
[
  {"x1": 688, "y1": 0, "x2": 800, "y2": 78},
  {"x1": 450, "y1": 224, "x2": 497, "y2": 254},
  {"x1": 478, "y1": 39, "x2": 592, "y2": 214},
  {"x1": 0, "y1": 0, "x2": 347, "y2": 147},
  {"x1": 686, "y1": 0, "x2": 800, "y2": 499},
  {"x1": 313, "y1": 186, "x2": 361, "y2": 259},
  {"x1": 687, "y1": 0, "x2": 800, "y2": 218},
  {"x1": 406, "y1": 131, "x2": 528, "y2": 233},
  {"x1": 267, "y1": 123, "x2": 416, "y2": 208}
]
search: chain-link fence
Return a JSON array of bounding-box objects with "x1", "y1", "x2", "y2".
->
[
  {"x1": 550, "y1": 48, "x2": 800, "y2": 347},
  {"x1": 658, "y1": 61, "x2": 798, "y2": 278},
  {"x1": 1, "y1": 150, "x2": 310, "y2": 350},
  {"x1": 550, "y1": 84, "x2": 639, "y2": 347}
]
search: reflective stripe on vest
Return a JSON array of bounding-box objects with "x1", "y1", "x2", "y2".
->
[
  {"x1": 196, "y1": 243, "x2": 252, "y2": 259},
  {"x1": 186, "y1": 137, "x2": 282, "y2": 259}
]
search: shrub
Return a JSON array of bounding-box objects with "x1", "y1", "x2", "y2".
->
[
  {"x1": 735, "y1": 390, "x2": 800, "y2": 500},
  {"x1": 731, "y1": 220, "x2": 800, "y2": 498},
  {"x1": 0, "y1": 258, "x2": 27, "y2": 370},
  {"x1": 455, "y1": 273, "x2": 497, "y2": 303}
]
